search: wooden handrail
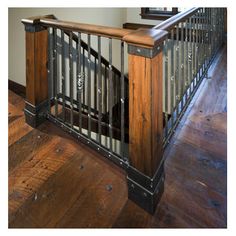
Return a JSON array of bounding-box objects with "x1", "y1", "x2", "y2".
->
[
  {"x1": 22, "y1": 14, "x2": 128, "y2": 82},
  {"x1": 123, "y1": 28, "x2": 168, "y2": 48},
  {"x1": 153, "y1": 7, "x2": 199, "y2": 31},
  {"x1": 39, "y1": 18, "x2": 133, "y2": 40},
  {"x1": 21, "y1": 14, "x2": 57, "y2": 24}
]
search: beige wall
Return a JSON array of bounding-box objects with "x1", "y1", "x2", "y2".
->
[
  {"x1": 125, "y1": 8, "x2": 163, "y2": 25},
  {"x1": 8, "y1": 8, "x2": 126, "y2": 86},
  {"x1": 9, "y1": 8, "x2": 162, "y2": 86}
]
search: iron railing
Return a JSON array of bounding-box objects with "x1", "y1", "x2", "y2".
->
[
  {"x1": 159, "y1": 8, "x2": 226, "y2": 147},
  {"x1": 46, "y1": 26, "x2": 129, "y2": 168}
]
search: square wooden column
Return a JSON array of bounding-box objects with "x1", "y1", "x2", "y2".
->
[
  {"x1": 22, "y1": 15, "x2": 55, "y2": 127},
  {"x1": 123, "y1": 29, "x2": 168, "y2": 213}
]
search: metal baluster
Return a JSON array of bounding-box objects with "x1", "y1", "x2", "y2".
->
[
  {"x1": 77, "y1": 32, "x2": 82, "y2": 134},
  {"x1": 175, "y1": 24, "x2": 180, "y2": 115},
  {"x1": 61, "y1": 30, "x2": 66, "y2": 122},
  {"x1": 170, "y1": 30, "x2": 175, "y2": 126},
  {"x1": 180, "y1": 22, "x2": 184, "y2": 110},
  {"x1": 69, "y1": 32, "x2": 73, "y2": 128},
  {"x1": 192, "y1": 15, "x2": 196, "y2": 88},
  {"x1": 206, "y1": 8, "x2": 210, "y2": 66},
  {"x1": 108, "y1": 38, "x2": 113, "y2": 152},
  {"x1": 188, "y1": 17, "x2": 192, "y2": 96},
  {"x1": 201, "y1": 8, "x2": 204, "y2": 76},
  {"x1": 104, "y1": 67, "x2": 107, "y2": 114},
  {"x1": 82, "y1": 47, "x2": 85, "y2": 111},
  {"x1": 220, "y1": 8, "x2": 223, "y2": 46},
  {"x1": 184, "y1": 20, "x2": 188, "y2": 102},
  {"x1": 120, "y1": 41, "x2": 125, "y2": 158},
  {"x1": 213, "y1": 9, "x2": 216, "y2": 54},
  {"x1": 47, "y1": 27, "x2": 52, "y2": 115},
  {"x1": 200, "y1": 8, "x2": 204, "y2": 75},
  {"x1": 218, "y1": 8, "x2": 220, "y2": 48},
  {"x1": 87, "y1": 34, "x2": 91, "y2": 138},
  {"x1": 94, "y1": 58, "x2": 97, "y2": 114},
  {"x1": 210, "y1": 8, "x2": 213, "y2": 58},
  {"x1": 196, "y1": 10, "x2": 199, "y2": 80},
  {"x1": 203, "y1": 8, "x2": 207, "y2": 73},
  {"x1": 203, "y1": 8, "x2": 209, "y2": 73},
  {"x1": 53, "y1": 28, "x2": 58, "y2": 118},
  {"x1": 97, "y1": 36, "x2": 102, "y2": 145},
  {"x1": 209, "y1": 8, "x2": 212, "y2": 61},
  {"x1": 221, "y1": 9, "x2": 224, "y2": 45},
  {"x1": 164, "y1": 39, "x2": 169, "y2": 138}
]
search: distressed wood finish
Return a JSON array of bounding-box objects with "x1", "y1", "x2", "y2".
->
[
  {"x1": 25, "y1": 30, "x2": 48, "y2": 105},
  {"x1": 128, "y1": 52, "x2": 163, "y2": 176}
]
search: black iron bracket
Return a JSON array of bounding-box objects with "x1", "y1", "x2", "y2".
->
[
  {"x1": 127, "y1": 44, "x2": 163, "y2": 58},
  {"x1": 127, "y1": 162, "x2": 165, "y2": 214},
  {"x1": 24, "y1": 100, "x2": 48, "y2": 128},
  {"x1": 24, "y1": 23, "x2": 46, "y2": 33}
]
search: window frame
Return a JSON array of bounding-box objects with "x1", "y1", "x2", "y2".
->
[{"x1": 140, "y1": 8, "x2": 179, "y2": 20}]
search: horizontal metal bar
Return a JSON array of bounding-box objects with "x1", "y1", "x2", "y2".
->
[{"x1": 46, "y1": 113, "x2": 129, "y2": 169}]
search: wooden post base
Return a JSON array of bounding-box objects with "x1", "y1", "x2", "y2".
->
[
  {"x1": 24, "y1": 100, "x2": 48, "y2": 128},
  {"x1": 127, "y1": 164, "x2": 165, "y2": 214}
]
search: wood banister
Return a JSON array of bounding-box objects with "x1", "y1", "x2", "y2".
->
[
  {"x1": 39, "y1": 18, "x2": 133, "y2": 40},
  {"x1": 153, "y1": 7, "x2": 199, "y2": 31},
  {"x1": 21, "y1": 14, "x2": 57, "y2": 25}
]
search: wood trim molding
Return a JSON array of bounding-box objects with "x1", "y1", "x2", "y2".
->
[
  {"x1": 123, "y1": 22, "x2": 155, "y2": 30},
  {"x1": 8, "y1": 80, "x2": 26, "y2": 98}
]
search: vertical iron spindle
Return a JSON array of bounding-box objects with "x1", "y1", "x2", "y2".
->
[
  {"x1": 87, "y1": 34, "x2": 92, "y2": 138},
  {"x1": 108, "y1": 38, "x2": 113, "y2": 152},
  {"x1": 69, "y1": 32, "x2": 73, "y2": 128}
]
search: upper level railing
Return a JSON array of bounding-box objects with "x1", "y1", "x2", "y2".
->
[{"x1": 21, "y1": 8, "x2": 226, "y2": 214}]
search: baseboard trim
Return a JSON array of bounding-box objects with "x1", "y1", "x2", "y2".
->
[{"x1": 8, "y1": 80, "x2": 26, "y2": 98}]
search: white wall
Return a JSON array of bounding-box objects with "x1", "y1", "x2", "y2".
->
[{"x1": 8, "y1": 8, "x2": 126, "y2": 86}]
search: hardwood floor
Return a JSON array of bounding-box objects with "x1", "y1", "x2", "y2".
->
[{"x1": 8, "y1": 45, "x2": 227, "y2": 228}]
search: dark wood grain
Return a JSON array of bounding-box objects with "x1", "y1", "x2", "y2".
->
[
  {"x1": 123, "y1": 22, "x2": 154, "y2": 30},
  {"x1": 25, "y1": 30, "x2": 48, "y2": 105}
]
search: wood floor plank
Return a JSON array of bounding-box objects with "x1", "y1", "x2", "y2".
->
[
  {"x1": 9, "y1": 127, "x2": 54, "y2": 172},
  {"x1": 55, "y1": 168, "x2": 127, "y2": 228},
  {"x1": 9, "y1": 154, "x2": 111, "y2": 228},
  {"x1": 8, "y1": 90, "x2": 25, "y2": 110},
  {"x1": 8, "y1": 116, "x2": 33, "y2": 146}
]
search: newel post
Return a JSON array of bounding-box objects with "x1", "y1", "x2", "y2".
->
[
  {"x1": 21, "y1": 16, "x2": 52, "y2": 127},
  {"x1": 123, "y1": 29, "x2": 168, "y2": 213}
]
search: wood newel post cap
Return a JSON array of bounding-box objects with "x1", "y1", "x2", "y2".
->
[
  {"x1": 21, "y1": 14, "x2": 57, "y2": 32},
  {"x1": 123, "y1": 28, "x2": 168, "y2": 58},
  {"x1": 123, "y1": 28, "x2": 168, "y2": 48}
]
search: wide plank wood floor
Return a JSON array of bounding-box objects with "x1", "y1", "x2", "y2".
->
[{"x1": 8, "y1": 45, "x2": 227, "y2": 228}]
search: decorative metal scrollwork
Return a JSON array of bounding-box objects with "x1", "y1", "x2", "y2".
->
[{"x1": 78, "y1": 72, "x2": 86, "y2": 90}]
